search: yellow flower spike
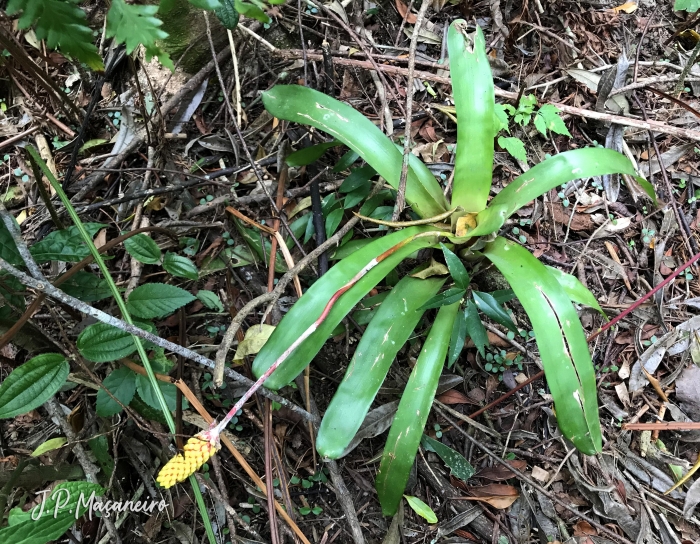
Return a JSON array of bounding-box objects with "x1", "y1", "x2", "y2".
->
[{"x1": 157, "y1": 431, "x2": 220, "y2": 489}]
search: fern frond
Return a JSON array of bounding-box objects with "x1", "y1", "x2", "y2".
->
[
  {"x1": 105, "y1": 0, "x2": 173, "y2": 70},
  {"x1": 6, "y1": 0, "x2": 104, "y2": 71}
]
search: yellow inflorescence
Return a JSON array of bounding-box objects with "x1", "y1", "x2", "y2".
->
[{"x1": 156, "y1": 433, "x2": 220, "y2": 488}]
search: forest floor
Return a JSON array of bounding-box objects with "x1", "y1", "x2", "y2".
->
[{"x1": 3, "y1": 0, "x2": 700, "y2": 543}]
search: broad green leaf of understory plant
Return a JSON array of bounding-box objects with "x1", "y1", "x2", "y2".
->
[
  {"x1": 163, "y1": 253, "x2": 199, "y2": 280},
  {"x1": 214, "y1": 0, "x2": 240, "y2": 29},
  {"x1": 30, "y1": 223, "x2": 105, "y2": 263},
  {"x1": 534, "y1": 104, "x2": 571, "y2": 138},
  {"x1": 448, "y1": 304, "x2": 467, "y2": 368},
  {"x1": 60, "y1": 271, "x2": 112, "y2": 302},
  {"x1": 376, "y1": 301, "x2": 460, "y2": 516},
  {"x1": 262, "y1": 86, "x2": 448, "y2": 219},
  {"x1": 124, "y1": 233, "x2": 161, "y2": 264},
  {"x1": 106, "y1": 0, "x2": 173, "y2": 70},
  {"x1": 448, "y1": 21, "x2": 495, "y2": 213},
  {"x1": 252, "y1": 227, "x2": 440, "y2": 389},
  {"x1": 482, "y1": 237, "x2": 602, "y2": 454},
  {"x1": 418, "y1": 287, "x2": 465, "y2": 310},
  {"x1": 675, "y1": 0, "x2": 700, "y2": 12},
  {"x1": 96, "y1": 366, "x2": 137, "y2": 417},
  {"x1": 234, "y1": 0, "x2": 271, "y2": 24},
  {"x1": 421, "y1": 434, "x2": 475, "y2": 480},
  {"x1": 6, "y1": 0, "x2": 104, "y2": 71},
  {"x1": 126, "y1": 283, "x2": 196, "y2": 319},
  {"x1": 316, "y1": 274, "x2": 446, "y2": 459},
  {"x1": 498, "y1": 136, "x2": 527, "y2": 163},
  {"x1": 137, "y1": 374, "x2": 182, "y2": 412},
  {"x1": 0, "y1": 217, "x2": 23, "y2": 266},
  {"x1": 286, "y1": 141, "x2": 340, "y2": 167},
  {"x1": 196, "y1": 290, "x2": 224, "y2": 312},
  {"x1": 0, "y1": 482, "x2": 104, "y2": 544},
  {"x1": 0, "y1": 353, "x2": 69, "y2": 419},
  {"x1": 78, "y1": 321, "x2": 156, "y2": 362}
]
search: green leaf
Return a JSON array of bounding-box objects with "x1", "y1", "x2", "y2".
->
[
  {"x1": 6, "y1": 0, "x2": 104, "y2": 70},
  {"x1": 188, "y1": 0, "x2": 222, "y2": 9},
  {"x1": 96, "y1": 366, "x2": 137, "y2": 417},
  {"x1": 0, "y1": 218, "x2": 23, "y2": 266},
  {"x1": 440, "y1": 243, "x2": 469, "y2": 290},
  {"x1": 106, "y1": 0, "x2": 173, "y2": 70},
  {"x1": 88, "y1": 435, "x2": 114, "y2": 477},
  {"x1": 232, "y1": 218, "x2": 287, "y2": 273},
  {"x1": 0, "y1": 272, "x2": 27, "y2": 310},
  {"x1": 252, "y1": 227, "x2": 440, "y2": 390},
  {"x1": 0, "y1": 481, "x2": 104, "y2": 544},
  {"x1": 491, "y1": 289, "x2": 516, "y2": 304},
  {"x1": 498, "y1": 136, "x2": 527, "y2": 162},
  {"x1": 448, "y1": 305, "x2": 467, "y2": 368},
  {"x1": 126, "y1": 283, "x2": 196, "y2": 319},
  {"x1": 31, "y1": 437, "x2": 67, "y2": 457},
  {"x1": 472, "y1": 291, "x2": 517, "y2": 332},
  {"x1": 30, "y1": 223, "x2": 105, "y2": 263},
  {"x1": 488, "y1": 147, "x2": 656, "y2": 219},
  {"x1": 448, "y1": 21, "x2": 495, "y2": 213},
  {"x1": 421, "y1": 435, "x2": 475, "y2": 480},
  {"x1": 464, "y1": 299, "x2": 488, "y2": 357},
  {"x1": 483, "y1": 237, "x2": 602, "y2": 455},
  {"x1": 418, "y1": 287, "x2": 465, "y2": 311},
  {"x1": 675, "y1": 0, "x2": 700, "y2": 12},
  {"x1": 262, "y1": 86, "x2": 448, "y2": 219},
  {"x1": 196, "y1": 290, "x2": 224, "y2": 312},
  {"x1": 136, "y1": 374, "x2": 180, "y2": 412},
  {"x1": 494, "y1": 104, "x2": 510, "y2": 134},
  {"x1": 403, "y1": 495, "x2": 438, "y2": 524},
  {"x1": 78, "y1": 322, "x2": 149, "y2": 362},
  {"x1": 286, "y1": 141, "x2": 339, "y2": 167},
  {"x1": 376, "y1": 302, "x2": 460, "y2": 516},
  {"x1": 214, "y1": 0, "x2": 239, "y2": 28},
  {"x1": 333, "y1": 150, "x2": 360, "y2": 172},
  {"x1": 60, "y1": 271, "x2": 112, "y2": 302},
  {"x1": 124, "y1": 234, "x2": 162, "y2": 264},
  {"x1": 0, "y1": 353, "x2": 69, "y2": 419},
  {"x1": 163, "y1": 253, "x2": 199, "y2": 280},
  {"x1": 339, "y1": 165, "x2": 375, "y2": 193},
  {"x1": 234, "y1": 0, "x2": 270, "y2": 23},
  {"x1": 535, "y1": 104, "x2": 571, "y2": 137},
  {"x1": 545, "y1": 266, "x2": 606, "y2": 316},
  {"x1": 343, "y1": 183, "x2": 372, "y2": 209},
  {"x1": 316, "y1": 275, "x2": 446, "y2": 459},
  {"x1": 325, "y1": 208, "x2": 343, "y2": 239}
]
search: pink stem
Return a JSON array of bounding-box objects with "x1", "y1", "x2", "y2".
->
[{"x1": 587, "y1": 248, "x2": 700, "y2": 342}]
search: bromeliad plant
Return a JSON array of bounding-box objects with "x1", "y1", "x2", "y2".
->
[{"x1": 157, "y1": 20, "x2": 655, "y2": 514}]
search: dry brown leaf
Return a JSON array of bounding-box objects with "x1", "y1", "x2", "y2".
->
[
  {"x1": 436, "y1": 389, "x2": 479, "y2": 406},
  {"x1": 395, "y1": 0, "x2": 417, "y2": 23},
  {"x1": 611, "y1": 1, "x2": 637, "y2": 13},
  {"x1": 573, "y1": 520, "x2": 598, "y2": 536},
  {"x1": 458, "y1": 484, "x2": 519, "y2": 509},
  {"x1": 549, "y1": 202, "x2": 594, "y2": 231},
  {"x1": 474, "y1": 460, "x2": 527, "y2": 481}
]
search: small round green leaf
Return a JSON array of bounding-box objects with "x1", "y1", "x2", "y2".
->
[{"x1": 0, "y1": 353, "x2": 69, "y2": 419}]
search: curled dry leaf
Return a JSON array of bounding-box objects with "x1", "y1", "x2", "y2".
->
[
  {"x1": 611, "y1": 1, "x2": 637, "y2": 14},
  {"x1": 456, "y1": 483, "x2": 519, "y2": 509},
  {"x1": 573, "y1": 520, "x2": 598, "y2": 536},
  {"x1": 474, "y1": 459, "x2": 527, "y2": 481},
  {"x1": 436, "y1": 389, "x2": 479, "y2": 406},
  {"x1": 395, "y1": 0, "x2": 417, "y2": 23}
]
